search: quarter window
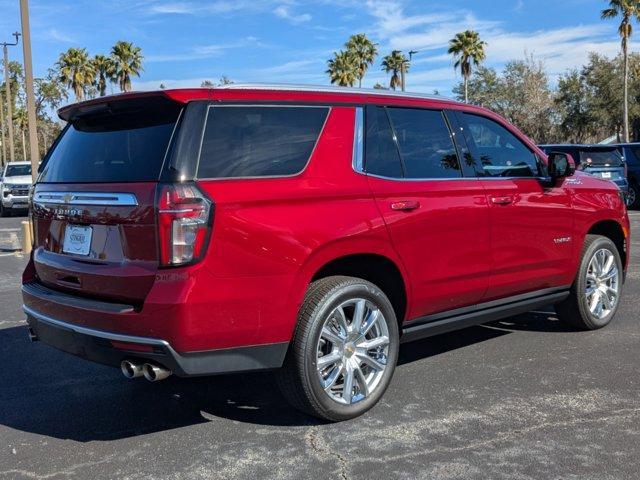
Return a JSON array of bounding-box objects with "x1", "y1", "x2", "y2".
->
[
  {"x1": 461, "y1": 113, "x2": 540, "y2": 177},
  {"x1": 198, "y1": 106, "x2": 329, "y2": 178}
]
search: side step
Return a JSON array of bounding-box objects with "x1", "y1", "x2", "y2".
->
[{"x1": 401, "y1": 287, "x2": 570, "y2": 343}]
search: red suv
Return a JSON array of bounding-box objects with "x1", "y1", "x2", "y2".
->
[{"x1": 22, "y1": 85, "x2": 630, "y2": 421}]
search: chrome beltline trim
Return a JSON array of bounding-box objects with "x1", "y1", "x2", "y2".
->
[{"x1": 33, "y1": 192, "x2": 138, "y2": 206}]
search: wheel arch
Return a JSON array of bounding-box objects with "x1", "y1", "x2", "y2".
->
[
  {"x1": 288, "y1": 240, "x2": 411, "y2": 337},
  {"x1": 587, "y1": 219, "x2": 627, "y2": 268}
]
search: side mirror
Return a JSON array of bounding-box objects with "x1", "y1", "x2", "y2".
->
[{"x1": 547, "y1": 152, "x2": 575, "y2": 180}]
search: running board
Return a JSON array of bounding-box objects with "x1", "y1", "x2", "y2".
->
[{"x1": 401, "y1": 287, "x2": 570, "y2": 343}]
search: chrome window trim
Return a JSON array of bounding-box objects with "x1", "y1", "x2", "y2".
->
[
  {"x1": 23, "y1": 305, "x2": 169, "y2": 347},
  {"x1": 195, "y1": 104, "x2": 331, "y2": 181},
  {"x1": 33, "y1": 192, "x2": 138, "y2": 206},
  {"x1": 352, "y1": 107, "x2": 364, "y2": 172}
]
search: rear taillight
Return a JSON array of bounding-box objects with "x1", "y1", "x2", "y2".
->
[{"x1": 157, "y1": 183, "x2": 212, "y2": 266}]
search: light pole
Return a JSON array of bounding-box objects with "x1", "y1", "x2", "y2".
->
[
  {"x1": 2, "y1": 32, "x2": 20, "y2": 164},
  {"x1": 20, "y1": 0, "x2": 40, "y2": 182},
  {"x1": 0, "y1": 97, "x2": 6, "y2": 166}
]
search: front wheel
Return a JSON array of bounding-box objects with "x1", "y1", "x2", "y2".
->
[
  {"x1": 277, "y1": 276, "x2": 399, "y2": 421},
  {"x1": 556, "y1": 235, "x2": 623, "y2": 330}
]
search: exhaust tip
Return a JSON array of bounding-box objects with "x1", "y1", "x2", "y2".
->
[
  {"x1": 27, "y1": 327, "x2": 39, "y2": 342},
  {"x1": 142, "y1": 363, "x2": 172, "y2": 382},
  {"x1": 121, "y1": 360, "x2": 144, "y2": 379}
]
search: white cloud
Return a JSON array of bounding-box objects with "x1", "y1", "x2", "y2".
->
[
  {"x1": 146, "y1": 36, "x2": 265, "y2": 62},
  {"x1": 273, "y1": 5, "x2": 312, "y2": 24}
]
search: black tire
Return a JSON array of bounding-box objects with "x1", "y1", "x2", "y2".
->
[
  {"x1": 0, "y1": 205, "x2": 8, "y2": 217},
  {"x1": 277, "y1": 276, "x2": 399, "y2": 422},
  {"x1": 556, "y1": 235, "x2": 623, "y2": 330}
]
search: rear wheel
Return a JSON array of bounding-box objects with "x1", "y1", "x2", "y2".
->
[
  {"x1": 556, "y1": 235, "x2": 623, "y2": 330},
  {"x1": 277, "y1": 276, "x2": 399, "y2": 421}
]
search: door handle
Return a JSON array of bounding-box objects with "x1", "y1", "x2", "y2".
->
[
  {"x1": 490, "y1": 196, "x2": 513, "y2": 205},
  {"x1": 390, "y1": 200, "x2": 420, "y2": 211}
]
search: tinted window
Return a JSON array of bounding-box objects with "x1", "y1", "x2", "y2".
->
[
  {"x1": 629, "y1": 147, "x2": 640, "y2": 166},
  {"x1": 198, "y1": 106, "x2": 328, "y2": 178},
  {"x1": 40, "y1": 99, "x2": 181, "y2": 183},
  {"x1": 387, "y1": 108, "x2": 461, "y2": 179},
  {"x1": 5, "y1": 164, "x2": 31, "y2": 177},
  {"x1": 462, "y1": 113, "x2": 539, "y2": 177},
  {"x1": 364, "y1": 106, "x2": 403, "y2": 178},
  {"x1": 579, "y1": 149, "x2": 623, "y2": 167}
]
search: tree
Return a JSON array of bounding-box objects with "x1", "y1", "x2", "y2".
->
[
  {"x1": 447, "y1": 30, "x2": 487, "y2": 103},
  {"x1": 555, "y1": 70, "x2": 597, "y2": 143},
  {"x1": 110, "y1": 41, "x2": 143, "y2": 92},
  {"x1": 92, "y1": 55, "x2": 114, "y2": 96},
  {"x1": 219, "y1": 76, "x2": 233, "y2": 85},
  {"x1": 326, "y1": 50, "x2": 358, "y2": 87},
  {"x1": 372, "y1": 82, "x2": 387, "y2": 89},
  {"x1": 57, "y1": 47, "x2": 95, "y2": 101},
  {"x1": 601, "y1": 0, "x2": 640, "y2": 142},
  {"x1": 200, "y1": 80, "x2": 214, "y2": 87},
  {"x1": 345, "y1": 33, "x2": 378, "y2": 87},
  {"x1": 381, "y1": 50, "x2": 408, "y2": 90},
  {"x1": 35, "y1": 68, "x2": 67, "y2": 115},
  {"x1": 453, "y1": 66, "x2": 502, "y2": 109}
]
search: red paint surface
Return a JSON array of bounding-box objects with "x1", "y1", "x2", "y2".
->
[{"x1": 24, "y1": 88, "x2": 630, "y2": 354}]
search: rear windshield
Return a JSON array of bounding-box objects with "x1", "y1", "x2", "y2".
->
[
  {"x1": 39, "y1": 98, "x2": 182, "y2": 183},
  {"x1": 5, "y1": 164, "x2": 31, "y2": 177},
  {"x1": 197, "y1": 106, "x2": 329, "y2": 178},
  {"x1": 578, "y1": 149, "x2": 623, "y2": 167}
]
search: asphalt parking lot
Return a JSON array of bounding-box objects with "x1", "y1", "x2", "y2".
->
[{"x1": 1, "y1": 212, "x2": 639, "y2": 480}]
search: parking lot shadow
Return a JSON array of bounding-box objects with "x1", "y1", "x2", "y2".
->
[{"x1": 0, "y1": 308, "x2": 567, "y2": 441}]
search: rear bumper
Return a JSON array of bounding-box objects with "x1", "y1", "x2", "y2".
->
[{"x1": 22, "y1": 284, "x2": 289, "y2": 377}]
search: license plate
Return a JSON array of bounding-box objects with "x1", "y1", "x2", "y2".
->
[
  {"x1": 63, "y1": 225, "x2": 92, "y2": 256},
  {"x1": 600, "y1": 172, "x2": 612, "y2": 179}
]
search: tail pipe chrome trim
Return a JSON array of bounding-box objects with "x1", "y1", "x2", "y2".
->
[
  {"x1": 121, "y1": 360, "x2": 144, "y2": 379},
  {"x1": 142, "y1": 363, "x2": 172, "y2": 382}
]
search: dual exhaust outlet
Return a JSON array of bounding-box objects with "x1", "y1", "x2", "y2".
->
[{"x1": 121, "y1": 360, "x2": 171, "y2": 382}]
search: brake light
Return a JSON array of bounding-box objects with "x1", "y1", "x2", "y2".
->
[{"x1": 157, "y1": 183, "x2": 212, "y2": 266}]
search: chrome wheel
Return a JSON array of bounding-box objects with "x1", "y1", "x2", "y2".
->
[
  {"x1": 316, "y1": 298, "x2": 389, "y2": 405},
  {"x1": 585, "y1": 248, "x2": 620, "y2": 319}
]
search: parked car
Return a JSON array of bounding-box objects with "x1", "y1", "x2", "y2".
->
[
  {"x1": 23, "y1": 85, "x2": 630, "y2": 421},
  {"x1": 539, "y1": 144, "x2": 630, "y2": 204},
  {"x1": 1, "y1": 161, "x2": 32, "y2": 216},
  {"x1": 613, "y1": 143, "x2": 640, "y2": 209}
]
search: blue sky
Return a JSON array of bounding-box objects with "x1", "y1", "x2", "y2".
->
[{"x1": 0, "y1": 0, "x2": 626, "y2": 97}]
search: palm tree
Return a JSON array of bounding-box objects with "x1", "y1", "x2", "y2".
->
[
  {"x1": 326, "y1": 51, "x2": 358, "y2": 87},
  {"x1": 92, "y1": 55, "x2": 114, "y2": 96},
  {"x1": 381, "y1": 50, "x2": 408, "y2": 90},
  {"x1": 345, "y1": 33, "x2": 378, "y2": 87},
  {"x1": 447, "y1": 30, "x2": 487, "y2": 103},
  {"x1": 110, "y1": 41, "x2": 143, "y2": 92},
  {"x1": 57, "y1": 47, "x2": 95, "y2": 101},
  {"x1": 602, "y1": 1, "x2": 640, "y2": 142}
]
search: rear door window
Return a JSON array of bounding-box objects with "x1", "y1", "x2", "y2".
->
[
  {"x1": 386, "y1": 108, "x2": 461, "y2": 179},
  {"x1": 461, "y1": 113, "x2": 540, "y2": 177},
  {"x1": 364, "y1": 106, "x2": 404, "y2": 178},
  {"x1": 39, "y1": 98, "x2": 182, "y2": 183},
  {"x1": 197, "y1": 106, "x2": 329, "y2": 178}
]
